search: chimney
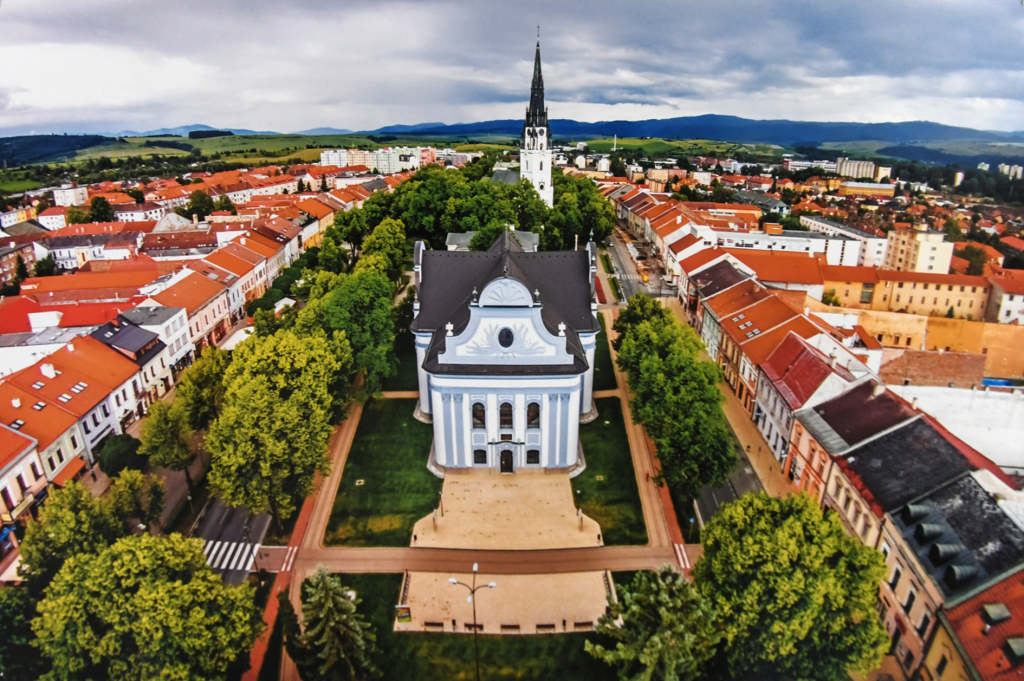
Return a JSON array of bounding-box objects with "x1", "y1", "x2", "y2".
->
[
  {"x1": 828, "y1": 353, "x2": 837, "y2": 369},
  {"x1": 912, "y1": 397, "x2": 920, "y2": 410},
  {"x1": 11, "y1": 398, "x2": 20, "y2": 408},
  {"x1": 872, "y1": 383, "x2": 886, "y2": 397},
  {"x1": 193, "y1": 214, "x2": 199, "y2": 226},
  {"x1": 67, "y1": 342, "x2": 75, "y2": 353},
  {"x1": 41, "y1": 363, "x2": 56, "y2": 379}
]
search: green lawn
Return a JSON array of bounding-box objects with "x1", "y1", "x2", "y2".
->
[
  {"x1": 339, "y1": 573, "x2": 619, "y2": 681},
  {"x1": 0, "y1": 179, "x2": 41, "y2": 193},
  {"x1": 577, "y1": 398, "x2": 647, "y2": 545},
  {"x1": 325, "y1": 399, "x2": 440, "y2": 546},
  {"x1": 593, "y1": 313, "x2": 617, "y2": 391},
  {"x1": 382, "y1": 335, "x2": 419, "y2": 392}
]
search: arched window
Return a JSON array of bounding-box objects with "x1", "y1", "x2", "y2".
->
[
  {"x1": 499, "y1": 403, "x2": 513, "y2": 429},
  {"x1": 527, "y1": 402, "x2": 540, "y2": 428},
  {"x1": 472, "y1": 403, "x2": 485, "y2": 429}
]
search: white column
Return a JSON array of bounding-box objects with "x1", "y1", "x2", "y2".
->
[
  {"x1": 415, "y1": 339, "x2": 430, "y2": 415},
  {"x1": 566, "y1": 389, "x2": 581, "y2": 467},
  {"x1": 541, "y1": 392, "x2": 551, "y2": 467},
  {"x1": 431, "y1": 389, "x2": 446, "y2": 466}
]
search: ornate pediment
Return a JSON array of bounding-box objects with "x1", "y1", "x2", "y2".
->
[{"x1": 478, "y1": 278, "x2": 533, "y2": 307}]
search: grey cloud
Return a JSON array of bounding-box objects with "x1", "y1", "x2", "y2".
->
[{"x1": 1, "y1": 0, "x2": 1023, "y2": 133}]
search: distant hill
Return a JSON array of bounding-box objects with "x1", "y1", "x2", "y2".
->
[
  {"x1": 112, "y1": 124, "x2": 281, "y2": 137},
  {"x1": 0, "y1": 134, "x2": 112, "y2": 166},
  {"x1": 292, "y1": 127, "x2": 354, "y2": 135},
  {"x1": 365, "y1": 114, "x2": 1024, "y2": 147}
]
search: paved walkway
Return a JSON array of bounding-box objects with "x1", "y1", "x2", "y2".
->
[{"x1": 410, "y1": 470, "x2": 603, "y2": 549}]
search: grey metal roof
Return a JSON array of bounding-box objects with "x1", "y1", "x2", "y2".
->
[
  {"x1": 843, "y1": 418, "x2": 973, "y2": 513},
  {"x1": 412, "y1": 232, "x2": 596, "y2": 376},
  {"x1": 91, "y1": 321, "x2": 158, "y2": 354},
  {"x1": 491, "y1": 168, "x2": 521, "y2": 186},
  {"x1": 120, "y1": 306, "x2": 183, "y2": 326},
  {"x1": 692, "y1": 260, "x2": 752, "y2": 299},
  {"x1": 890, "y1": 472, "x2": 1024, "y2": 606},
  {"x1": 445, "y1": 230, "x2": 539, "y2": 252}
]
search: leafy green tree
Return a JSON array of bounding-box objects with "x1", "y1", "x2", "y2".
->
[
  {"x1": 65, "y1": 206, "x2": 89, "y2": 224},
  {"x1": 468, "y1": 221, "x2": 511, "y2": 250},
  {"x1": 139, "y1": 401, "x2": 197, "y2": 496},
  {"x1": 610, "y1": 156, "x2": 627, "y2": 178},
  {"x1": 319, "y1": 174, "x2": 329, "y2": 193},
  {"x1": 105, "y1": 469, "x2": 165, "y2": 532},
  {"x1": 96, "y1": 432, "x2": 144, "y2": 477},
  {"x1": 213, "y1": 194, "x2": 237, "y2": 215},
  {"x1": 946, "y1": 305, "x2": 956, "y2": 318},
  {"x1": 352, "y1": 252, "x2": 391, "y2": 277},
  {"x1": 0, "y1": 587, "x2": 49, "y2": 680},
  {"x1": 959, "y1": 245, "x2": 988, "y2": 276},
  {"x1": 611, "y1": 293, "x2": 673, "y2": 351},
  {"x1": 323, "y1": 269, "x2": 396, "y2": 394},
  {"x1": 124, "y1": 187, "x2": 145, "y2": 203},
  {"x1": 360, "y1": 217, "x2": 406, "y2": 281},
  {"x1": 617, "y1": 315, "x2": 733, "y2": 501},
  {"x1": 943, "y1": 217, "x2": 964, "y2": 243},
  {"x1": 33, "y1": 255, "x2": 58, "y2": 277},
  {"x1": 822, "y1": 289, "x2": 841, "y2": 307},
  {"x1": 297, "y1": 178, "x2": 307, "y2": 193},
  {"x1": 18, "y1": 481, "x2": 121, "y2": 588},
  {"x1": 88, "y1": 196, "x2": 114, "y2": 222},
  {"x1": 175, "y1": 345, "x2": 230, "y2": 430},
  {"x1": 694, "y1": 494, "x2": 889, "y2": 681},
  {"x1": 333, "y1": 208, "x2": 371, "y2": 256},
  {"x1": 33, "y1": 533, "x2": 263, "y2": 681},
  {"x1": 207, "y1": 331, "x2": 341, "y2": 522},
  {"x1": 14, "y1": 254, "x2": 29, "y2": 283},
  {"x1": 320, "y1": 227, "x2": 349, "y2": 273},
  {"x1": 587, "y1": 566, "x2": 721, "y2": 681},
  {"x1": 176, "y1": 190, "x2": 215, "y2": 221},
  {"x1": 282, "y1": 566, "x2": 380, "y2": 681}
]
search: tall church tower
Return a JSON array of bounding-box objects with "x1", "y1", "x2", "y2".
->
[{"x1": 521, "y1": 40, "x2": 553, "y2": 207}]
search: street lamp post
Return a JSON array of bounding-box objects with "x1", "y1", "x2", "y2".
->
[{"x1": 449, "y1": 563, "x2": 496, "y2": 681}]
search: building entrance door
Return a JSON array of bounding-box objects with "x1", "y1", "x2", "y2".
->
[{"x1": 500, "y1": 450, "x2": 513, "y2": 473}]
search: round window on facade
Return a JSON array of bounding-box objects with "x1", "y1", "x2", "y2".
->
[{"x1": 498, "y1": 328, "x2": 514, "y2": 348}]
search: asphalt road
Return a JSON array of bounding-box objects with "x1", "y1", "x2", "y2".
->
[
  {"x1": 194, "y1": 498, "x2": 271, "y2": 586},
  {"x1": 607, "y1": 229, "x2": 675, "y2": 300},
  {"x1": 694, "y1": 422, "x2": 765, "y2": 526}
]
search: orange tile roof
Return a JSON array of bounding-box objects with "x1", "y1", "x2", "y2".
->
[
  {"x1": 0, "y1": 422, "x2": 36, "y2": 471},
  {"x1": 820, "y1": 265, "x2": 880, "y2": 284},
  {"x1": 719, "y1": 296, "x2": 800, "y2": 354},
  {"x1": 232, "y1": 234, "x2": 277, "y2": 259},
  {"x1": 706, "y1": 279, "x2": 773, "y2": 317},
  {"x1": 724, "y1": 249, "x2": 824, "y2": 285},
  {"x1": 149, "y1": 271, "x2": 227, "y2": 316},
  {"x1": 204, "y1": 250, "x2": 256, "y2": 277},
  {"x1": 876, "y1": 270, "x2": 989, "y2": 287},
  {"x1": 297, "y1": 198, "x2": 334, "y2": 220},
  {"x1": 669, "y1": 234, "x2": 701, "y2": 254},
  {"x1": 679, "y1": 247, "x2": 725, "y2": 274},
  {"x1": 990, "y1": 276, "x2": 1024, "y2": 296},
  {"x1": 8, "y1": 358, "x2": 110, "y2": 417},
  {"x1": 49, "y1": 336, "x2": 139, "y2": 390},
  {"x1": 741, "y1": 314, "x2": 827, "y2": 366},
  {"x1": 0, "y1": 382, "x2": 78, "y2": 450}
]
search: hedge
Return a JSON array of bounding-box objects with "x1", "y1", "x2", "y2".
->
[{"x1": 609, "y1": 277, "x2": 623, "y2": 301}]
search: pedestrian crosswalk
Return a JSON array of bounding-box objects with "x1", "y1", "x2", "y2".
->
[
  {"x1": 673, "y1": 543, "x2": 691, "y2": 570},
  {"x1": 203, "y1": 540, "x2": 261, "y2": 573},
  {"x1": 618, "y1": 273, "x2": 643, "y2": 281}
]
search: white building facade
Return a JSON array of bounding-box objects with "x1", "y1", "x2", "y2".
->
[{"x1": 410, "y1": 235, "x2": 599, "y2": 474}]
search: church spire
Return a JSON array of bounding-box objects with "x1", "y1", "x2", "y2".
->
[{"x1": 526, "y1": 37, "x2": 547, "y2": 129}]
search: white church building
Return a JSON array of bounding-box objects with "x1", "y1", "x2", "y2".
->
[{"x1": 410, "y1": 232, "x2": 600, "y2": 475}]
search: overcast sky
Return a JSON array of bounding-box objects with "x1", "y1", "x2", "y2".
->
[{"x1": 2, "y1": 0, "x2": 1023, "y2": 136}]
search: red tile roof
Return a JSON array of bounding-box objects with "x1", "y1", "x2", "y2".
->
[
  {"x1": 944, "y1": 569, "x2": 1024, "y2": 679},
  {"x1": 990, "y1": 276, "x2": 1024, "y2": 296},
  {"x1": 820, "y1": 265, "x2": 880, "y2": 284},
  {"x1": 0, "y1": 296, "x2": 143, "y2": 334},
  {"x1": 761, "y1": 332, "x2": 854, "y2": 410},
  {"x1": 19, "y1": 270, "x2": 161, "y2": 293},
  {"x1": 669, "y1": 234, "x2": 701, "y2": 254},
  {"x1": 1000, "y1": 235, "x2": 1024, "y2": 251}
]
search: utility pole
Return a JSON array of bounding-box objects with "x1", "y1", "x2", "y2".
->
[{"x1": 449, "y1": 563, "x2": 496, "y2": 681}]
